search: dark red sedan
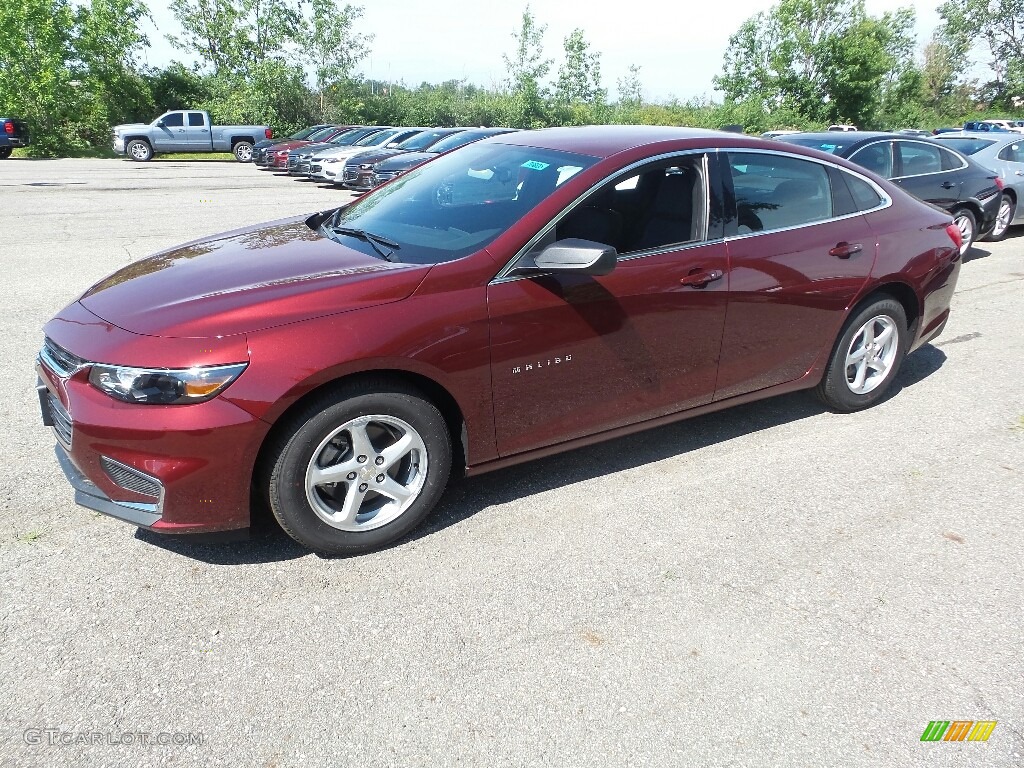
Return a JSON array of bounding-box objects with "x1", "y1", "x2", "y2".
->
[{"x1": 37, "y1": 127, "x2": 962, "y2": 554}]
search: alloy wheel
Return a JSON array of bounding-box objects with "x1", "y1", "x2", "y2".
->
[
  {"x1": 304, "y1": 414, "x2": 428, "y2": 532},
  {"x1": 844, "y1": 315, "x2": 899, "y2": 395}
]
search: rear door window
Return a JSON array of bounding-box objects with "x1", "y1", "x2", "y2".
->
[
  {"x1": 849, "y1": 141, "x2": 893, "y2": 178},
  {"x1": 727, "y1": 153, "x2": 833, "y2": 233}
]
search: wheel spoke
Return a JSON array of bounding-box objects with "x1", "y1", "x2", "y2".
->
[
  {"x1": 309, "y1": 458, "x2": 358, "y2": 487},
  {"x1": 847, "y1": 346, "x2": 867, "y2": 362},
  {"x1": 380, "y1": 432, "x2": 415, "y2": 469},
  {"x1": 347, "y1": 424, "x2": 375, "y2": 460},
  {"x1": 376, "y1": 475, "x2": 414, "y2": 505},
  {"x1": 874, "y1": 324, "x2": 894, "y2": 349},
  {"x1": 338, "y1": 486, "x2": 367, "y2": 523}
]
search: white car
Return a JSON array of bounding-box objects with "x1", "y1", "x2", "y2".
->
[
  {"x1": 980, "y1": 119, "x2": 1024, "y2": 134},
  {"x1": 307, "y1": 128, "x2": 424, "y2": 182}
]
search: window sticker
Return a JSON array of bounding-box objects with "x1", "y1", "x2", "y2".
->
[{"x1": 521, "y1": 160, "x2": 550, "y2": 171}]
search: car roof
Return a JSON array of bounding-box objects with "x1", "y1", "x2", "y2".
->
[
  {"x1": 783, "y1": 131, "x2": 894, "y2": 142},
  {"x1": 490, "y1": 125, "x2": 745, "y2": 157}
]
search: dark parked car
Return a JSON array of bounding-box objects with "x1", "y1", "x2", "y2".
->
[
  {"x1": 369, "y1": 128, "x2": 518, "y2": 188},
  {"x1": 37, "y1": 126, "x2": 961, "y2": 555},
  {"x1": 251, "y1": 123, "x2": 334, "y2": 162},
  {"x1": 286, "y1": 126, "x2": 390, "y2": 175},
  {"x1": 0, "y1": 117, "x2": 30, "y2": 158},
  {"x1": 257, "y1": 125, "x2": 357, "y2": 168},
  {"x1": 337, "y1": 127, "x2": 467, "y2": 189},
  {"x1": 779, "y1": 132, "x2": 1002, "y2": 253}
]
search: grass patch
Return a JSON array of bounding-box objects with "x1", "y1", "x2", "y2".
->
[
  {"x1": 153, "y1": 153, "x2": 237, "y2": 161},
  {"x1": 16, "y1": 529, "x2": 44, "y2": 544}
]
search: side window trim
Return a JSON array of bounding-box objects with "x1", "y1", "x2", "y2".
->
[
  {"x1": 720, "y1": 148, "x2": 891, "y2": 241},
  {"x1": 491, "y1": 149, "x2": 719, "y2": 284}
]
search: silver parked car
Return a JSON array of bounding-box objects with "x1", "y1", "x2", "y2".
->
[{"x1": 933, "y1": 132, "x2": 1024, "y2": 241}]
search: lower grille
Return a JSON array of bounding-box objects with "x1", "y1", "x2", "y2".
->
[
  {"x1": 49, "y1": 394, "x2": 73, "y2": 447},
  {"x1": 100, "y1": 456, "x2": 162, "y2": 499}
]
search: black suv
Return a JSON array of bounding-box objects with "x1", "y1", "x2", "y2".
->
[{"x1": 0, "y1": 117, "x2": 30, "y2": 158}]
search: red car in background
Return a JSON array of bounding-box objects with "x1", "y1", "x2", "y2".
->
[
  {"x1": 256, "y1": 124, "x2": 359, "y2": 168},
  {"x1": 37, "y1": 126, "x2": 961, "y2": 555}
]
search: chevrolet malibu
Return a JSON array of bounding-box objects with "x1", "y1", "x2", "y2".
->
[{"x1": 37, "y1": 126, "x2": 962, "y2": 555}]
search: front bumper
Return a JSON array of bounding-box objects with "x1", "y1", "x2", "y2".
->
[
  {"x1": 36, "y1": 329, "x2": 269, "y2": 535},
  {"x1": 308, "y1": 161, "x2": 340, "y2": 181}
]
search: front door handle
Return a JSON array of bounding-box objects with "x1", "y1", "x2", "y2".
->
[
  {"x1": 679, "y1": 269, "x2": 724, "y2": 288},
  {"x1": 829, "y1": 242, "x2": 863, "y2": 259},
  {"x1": 1016, "y1": 170, "x2": 1024, "y2": 176},
  {"x1": 941, "y1": 181, "x2": 956, "y2": 189}
]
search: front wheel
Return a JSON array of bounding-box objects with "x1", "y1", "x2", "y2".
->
[
  {"x1": 951, "y1": 207, "x2": 976, "y2": 255},
  {"x1": 265, "y1": 382, "x2": 452, "y2": 555},
  {"x1": 815, "y1": 297, "x2": 908, "y2": 412},
  {"x1": 126, "y1": 139, "x2": 153, "y2": 161},
  {"x1": 981, "y1": 194, "x2": 1014, "y2": 242},
  {"x1": 233, "y1": 141, "x2": 253, "y2": 162}
]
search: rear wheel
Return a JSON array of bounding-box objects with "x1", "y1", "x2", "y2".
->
[
  {"x1": 815, "y1": 297, "x2": 908, "y2": 412},
  {"x1": 126, "y1": 139, "x2": 152, "y2": 161},
  {"x1": 982, "y1": 194, "x2": 1014, "y2": 242},
  {"x1": 233, "y1": 141, "x2": 254, "y2": 162},
  {"x1": 951, "y1": 207, "x2": 976, "y2": 255},
  {"x1": 266, "y1": 382, "x2": 452, "y2": 555}
]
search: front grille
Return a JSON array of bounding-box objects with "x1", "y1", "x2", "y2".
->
[
  {"x1": 49, "y1": 394, "x2": 73, "y2": 447},
  {"x1": 344, "y1": 168, "x2": 359, "y2": 182},
  {"x1": 100, "y1": 456, "x2": 162, "y2": 499},
  {"x1": 41, "y1": 338, "x2": 88, "y2": 378},
  {"x1": 373, "y1": 172, "x2": 396, "y2": 185},
  {"x1": 287, "y1": 155, "x2": 299, "y2": 168},
  {"x1": 310, "y1": 164, "x2": 322, "y2": 174}
]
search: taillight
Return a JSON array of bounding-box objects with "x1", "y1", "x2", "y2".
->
[
  {"x1": 265, "y1": 128, "x2": 273, "y2": 139},
  {"x1": 4, "y1": 122, "x2": 13, "y2": 135},
  {"x1": 946, "y1": 222, "x2": 963, "y2": 251}
]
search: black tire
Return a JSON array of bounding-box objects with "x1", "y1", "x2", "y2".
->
[
  {"x1": 0, "y1": 146, "x2": 12, "y2": 159},
  {"x1": 265, "y1": 381, "x2": 452, "y2": 555},
  {"x1": 125, "y1": 139, "x2": 153, "y2": 161},
  {"x1": 814, "y1": 297, "x2": 909, "y2": 412},
  {"x1": 233, "y1": 141, "x2": 254, "y2": 162},
  {"x1": 951, "y1": 207, "x2": 976, "y2": 255},
  {"x1": 981, "y1": 194, "x2": 1014, "y2": 242}
]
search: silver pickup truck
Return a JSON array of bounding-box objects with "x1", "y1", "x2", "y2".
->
[{"x1": 112, "y1": 110, "x2": 273, "y2": 162}]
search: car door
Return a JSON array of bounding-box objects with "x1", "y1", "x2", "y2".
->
[
  {"x1": 487, "y1": 153, "x2": 731, "y2": 457},
  {"x1": 888, "y1": 140, "x2": 963, "y2": 211},
  {"x1": 153, "y1": 112, "x2": 188, "y2": 151},
  {"x1": 186, "y1": 111, "x2": 211, "y2": 149},
  {"x1": 715, "y1": 151, "x2": 878, "y2": 401}
]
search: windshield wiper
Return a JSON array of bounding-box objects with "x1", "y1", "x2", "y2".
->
[{"x1": 329, "y1": 225, "x2": 401, "y2": 262}]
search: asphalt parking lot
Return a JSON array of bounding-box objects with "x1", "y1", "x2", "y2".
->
[{"x1": 2, "y1": 158, "x2": 1022, "y2": 767}]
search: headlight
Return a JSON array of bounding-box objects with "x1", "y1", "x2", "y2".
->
[
  {"x1": 323, "y1": 157, "x2": 340, "y2": 163},
  {"x1": 358, "y1": 163, "x2": 373, "y2": 170},
  {"x1": 88, "y1": 362, "x2": 248, "y2": 404}
]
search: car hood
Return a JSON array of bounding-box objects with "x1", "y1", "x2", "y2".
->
[
  {"x1": 78, "y1": 215, "x2": 429, "y2": 338},
  {"x1": 349, "y1": 148, "x2": 405, "y2": 166},
  {"x1": 377, "y1": 152, "x2": 435, "y2": 171},
  {"x1": 313, "y1": 145, "x2": 379, "y2": 160},
  {"x1": 113, "y1": 122, "x2": 150, "y2": 134}
]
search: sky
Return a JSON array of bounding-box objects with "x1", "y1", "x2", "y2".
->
[{"x1": 138, "y1": 0, "x2": 945, "y2": 102}]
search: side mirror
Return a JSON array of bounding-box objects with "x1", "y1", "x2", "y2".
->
[
  {"x1": 156, "y1": 119, "x2": 166, "y2": 128},
  {"x1": 531, "y1": 238, "x2": 617, "y2": 276}
]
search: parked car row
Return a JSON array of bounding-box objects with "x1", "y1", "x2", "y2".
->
[
  {"x1": 770, "y1": 131, "x2": 1013, "y2": 251},
  {"x1": 254, "y1": 123, "x2": 519, "y2": 193}
]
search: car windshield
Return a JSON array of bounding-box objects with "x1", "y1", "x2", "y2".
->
[
  {"x1": 428, "y1": 131, "x2": 496, "y2": 154},
  {"x1": 393, "y1": 130, "x2": 459, "y2": 151},
  {"x1": 322, "y1": 143, "x2": 598, "y2": 265},
  {"x1": 780, "y1": 136, "x2": 851, "y2": 154},
  {"x1": 934, "y1": 137, "x2": 997, "y2": 155},
  {"x1": 306, "y1": 126, "x2": 339, "y2": 141},
  {"x1": 329, "y1": 128, "x2": 369, "y2": 145},
  {"x1": 357, "y1": 129, "x2": 403, "y2": 146}
]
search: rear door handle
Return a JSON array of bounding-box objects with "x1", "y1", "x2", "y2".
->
[
  {"x1": 679, "y1": 269, "x2": 724, "y2": 288},
  {"x1": 829, "y1": 242, "x2": 863, "y2": 259}
]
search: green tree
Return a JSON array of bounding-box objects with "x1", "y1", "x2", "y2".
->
[
  {"x1": 503, "y1": 5, "x2": 552, "y2": 128},
  {"x1": 937, "y1": 0, "x2": 1024, "y2": 107},
  {"x1": 302, "y1": 0, "x2": 371, "y2": 119},
  {"x1": 714, "y1": 0, "x2": 918, "y2": 126},
  {"x1": 554, "y1": 29, "x2": 606, "y2": 108}
]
